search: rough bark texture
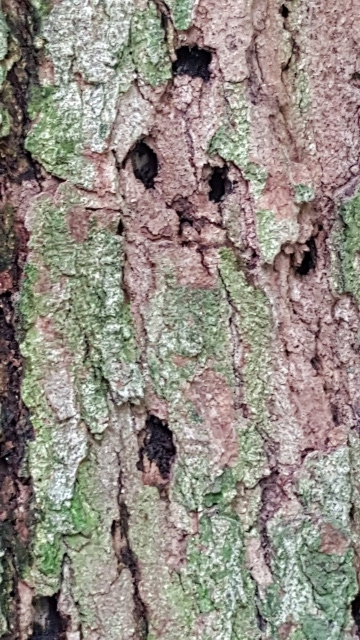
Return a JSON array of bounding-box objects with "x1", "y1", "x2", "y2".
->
[{"x1": 1, "y1": 0, "x2": 360, "y2": 638}]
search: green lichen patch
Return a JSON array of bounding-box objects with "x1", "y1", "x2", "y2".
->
[
  {"x1": 256, "y1": 209, "x2": 299, "y2": 263},
  {"x1": 146, "y1": 268, "x2": 243, "y2": 513},
  {"x1": 295, "y1": 66, "x2": 311, "y2": 113},
  {"x1": 182, "y1": 512, "x2": 259, "y2": 639},
  {"x1": 27, "y1": 0, "x2": 172, "y2": 178},
  {"x1": 337, "y1": 191, "x2": 360, "y2": 303},
  {"x1": 146, "y1": 271, "x2": 233, "y2": 401},
  {"x1": 262, "y1": 517, "x2": 357, "y2": 640},
  {"x1": 208, "y1": 83, "x2": 249, "y2": 168},
  {"x1": 69, "y1": 459, "x2": 101, "y2": 538},
  {"x1": 128, "y1": 486, "x2": 196, "y2": 638},
  {"x1": 167, "y1": 0, "x2": 194, "y2": 30},
  {"x1": 42, "y1": 0, "x2": 136, "y2": 86},
  {"x1": 238, "y1": 424, "x2": 269, "y2": 489},
  {"x1": 219, "y1": 248, "x2": 272, "y2": 430},
  {"x1": 0, "y1": 8, "x2": 7, "y2": 60},
  {"x1": 349, "y1": 433, "x2": 360, "y2": 543},
  {"x1": 219, "y1": 248, "x2": 272, "y2": 489},
  {"x1": 296, "y1": 448, "x2": 352, "y2": 533},
  {"x1": 131, "y1": 4, "x2": 171, "y2": 86},
  {"x1": 173, "y1": 456, "x2": 237, "y2": 514},
  {"x1": 141, "y1": 260, "x2": 265, "y2": 636},
  {"x1": 294, "y1": 183, "x2": 315, "y2": 204},
  {"x1": 30, "y1": 0, "x2": 52, "y2": 20},
  {"x1": 23, "y1": 189, "x2": 142, "y2": 413},
  {"x1": 19, "y1": 188, "x2": 142, "y2": 591},
  {"x1": 0, "y1": 106, "x2": 10, "y2": 138},
  {"x1": 67, "y1": 542, "x2": 136, "y2": 639},
  {"x1": 25, "y1": 83, "x2": 96, "y2": 188},
  {"x1": 209, "y1": 83, "x2": 267, "y2": 201},
  {"x1": 63, "y1": 435, "x2": 136, "y2": 640}
]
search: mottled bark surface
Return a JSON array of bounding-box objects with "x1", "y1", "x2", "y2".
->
[{"x1": 1, "y1": 0, "x2": 360, "y2": 638}]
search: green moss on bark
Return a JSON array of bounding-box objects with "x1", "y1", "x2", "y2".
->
[
  {"x1": 296, "y1": 448, "x2": 352, "y2": 532},
  {"x1": 263, "y1": 517, "x2": 356, "y2": 640},
  {"x1": 167, "y1": 0, "x2": 194, "y2": 30},
  {"x1": 183, "y1": 513, "x2": 259, "y2": 639},
  {"x1": 25, "y1": 83, "x2": 95, "y2": 188},
  {"x1": 19, "y1": 187, "x2": 142, "y2": 594},
  {"x1": 337, "y1": 191, "x2": 360, "y2": 302},
  {"x1": 209, "y1": 83, "x2": 267, "y2": 202},
  {"x1": 218, "y1": 249, "x2": 270, "y2": 424},
  {"x1": 256, "y1": 209, "x2": 299, "y2": 264},
  {"x1": 146, "y1": 271, "x2": 234, "y2": 401},
  {"x1": 131, "y1": 4, "x2": 171, "y2": 86},
  {"x1": 26, "y1": 0, "x2": 170, "y2": 185}
]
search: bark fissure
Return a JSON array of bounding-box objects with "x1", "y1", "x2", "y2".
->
[
  {"x1": 115, "y1": 464, "x2": 149, "y2": 640},
  {"x1": 0, "y1": 0, "x2": 41, "y2": 636}
]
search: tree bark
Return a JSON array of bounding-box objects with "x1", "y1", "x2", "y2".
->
[{"x1": 1, "y1": 0, "x2": 360, "y2": 638}]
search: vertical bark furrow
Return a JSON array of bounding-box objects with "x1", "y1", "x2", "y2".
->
[{"x1": 0, "y1": 1, "x2": 40, "y2": 636}]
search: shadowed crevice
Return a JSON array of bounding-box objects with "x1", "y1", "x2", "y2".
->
[
  {"x1": 0, "y1": 0, "x2": 40, "y2": 636},
  {"x1": 30, "y1": 596, "x2": 65, "y2": 640},
  {"x1": 130, "y1": 141, "x2": 158, "y2": 189},
  {"x1": 352, "y1": 592, "x2": 360, "y2": 634},
  {"x1": 112, "y1": 500, "x2": 149, "y2": 640},
  {"x1": 172, "y1": 46, "x2": 212, "y2": 81},
  {"x1": 296, "y1": 237, "x2": 317, "y2": 275},
  {"x1": 137, "y1": 414, "x2": 176, "y2": 481},
  {"x1": 208, "y1": 166, "x2": 231, "y2": 202}
]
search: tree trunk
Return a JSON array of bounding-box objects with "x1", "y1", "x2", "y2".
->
[{"x1": 1, "y1": 0, "x2": 360, "y2": 638}]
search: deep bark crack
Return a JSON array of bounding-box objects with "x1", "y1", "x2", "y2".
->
[
  {"x1": 114, "y1": 462, "x2": 149, "y2": 640},
  {"x1": 0, "y1": 0, "x2": 41, "y2": 636}
]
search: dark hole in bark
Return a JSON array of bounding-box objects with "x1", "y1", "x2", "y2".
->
[
  {"x1": 296, "y1": 237, "x2": 317, "y2": 275},
  {"x1": 331, "y1": 403, "x2": 340, "y2": 425},
  {"x1": 301, "y1": 447, "x2": 315, "y2": 461},
  {"x1": 280, "y1": 4, "x2": 289, "y2": 17},
  {"x1": 177, "y1": 217, "x2": 194, "y2": 236},
  {"x1": 137, "y1": 415, "x2": 176, "y2": 479},
  {"x1": 173, "y1": 197, "x2": 196, "y2": 235},
  {"x1": 352, "y1": 593, "x2": 360, "y2": 633},
  {"x1": 30, "y1": 596, "x2": 65, "y2": 640},
  {"x1": 310, "y1": 355, "x2": 321, "y2": 372},
  {"x1": 175, "y1": 209, "x2": 194, "y2": 235},
  {"x1": 14, "y1": 167, "x2": 37, "y2": 184},
  {"x1": 172, "y1": 46, "x2": 212, "y2": 81},
  {"x1": 208, "y1": 166, "x2": 231, "y2": 202},
  {"x1": 351, "y1": 72, "x2": 360, "y2": 88},
  {"x1": 117, "y1": 219, "x2": 124, "y2": 235},
  {"x1": 130, "y1": 141, "x2": 158, "y2": 189}
]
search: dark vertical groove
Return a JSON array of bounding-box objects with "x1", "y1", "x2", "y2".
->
[
  {"x1": 0, "y1": 0, "x2": 39, "y2": 636},
  {"x1": 113, "y1": 465, "x2": 149, "y2": 639}
]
